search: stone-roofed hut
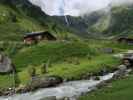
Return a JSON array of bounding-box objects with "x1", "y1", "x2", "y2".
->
[{"x1": 24, "y1": 31, "x2": 56, "y2": 45}]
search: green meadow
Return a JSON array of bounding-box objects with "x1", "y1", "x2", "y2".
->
[{"x1": 0, "y1": 40, "x2": 131, "y2": 88}]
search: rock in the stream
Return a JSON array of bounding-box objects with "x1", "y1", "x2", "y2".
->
[
  {"x1": 27, "y1": 75, "x2": 63, "y2": 91},
  {"x1": 40, "y1": 96, "x2": 56, "y2": 100},
  {"x1": 118, "y1": 65, "x2": 127, "y2": 71},
  {"x1": 99, "y1": 67, "x2": 109, "y2": 76},
  {"x1": 97, "y1": 81, "x2": 107, "y2": 89},
  {"x1": 15, "y1": 76, "x2": 63, "y2": 93},
  {"x1": 91, "y1": 76, "x2": 100, "y2": 80},
  {"x1": 122, "y1": 53, "x2": 133, "y2": 68},
  {"x1": 40, "y1": 97, "x2": 72, "y2": 100},
  {"x1": 15, "y1": 84, "x2": 27, "y2": 93},
  {"x1": 113, "y1": 65, "x2": 127, "y2": 79},
  {"x1": 58, "y1": 97, "x2": 73, "y2": 100}
]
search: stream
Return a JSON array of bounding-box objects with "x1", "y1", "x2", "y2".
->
[{"x1": 0, "y1": 73, "x2": 114, "y2": 100}]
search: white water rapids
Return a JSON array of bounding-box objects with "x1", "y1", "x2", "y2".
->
[{"x1": 0, "y1": 73, "x2": 114, "y2": 100}]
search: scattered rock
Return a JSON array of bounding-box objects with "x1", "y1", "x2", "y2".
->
[
  {"x1": 58, "y1": 97, "x2": 71, "y2": 100},
  {"x1": 122, "y1": 53, "x2": 133, "y2": 68},
  {"x1": 40, "y1": 96, "x2": 56, "y2": 100},
  {"x1": 101, "y1": 48, "x2": 114, "y2": 54},
  {"x1": 15, "y1": 84, "x2": 27, "y2": 93},
  {"x1": 97, "y1": 81, "x2": 107, "y2": 89},
  {"x1": 106, "y1": 84, "x2": 113, "y2": 88},
  {"x1": 99, "y1": 66, "x2": 109, "y2": 76},
  {"x1": 0, "y1": 54, "x2": 15, "y2": 73},
  {"x1": 118, "y1": 65, "x2": 127, "y2": 71},
  {"x1": 27, "y1": 75, "x2": 63, "y2": 91},
  {"x1": 113, "y1": 65, "x2": 127, "y2": 79},
  {"x1": 91, "y1": 76, "x2": 100, "y2": 80}
]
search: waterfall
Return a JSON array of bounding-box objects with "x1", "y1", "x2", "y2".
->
[{"x1": 59, "y1": 0, "x2": 70, "y2": 26}]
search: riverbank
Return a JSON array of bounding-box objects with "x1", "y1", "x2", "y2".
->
[
  {"x1": 79, "y1": 50, "x2": 133, "y2": 100},
  {"x1": 0, "y1": 64, "x2": 132, "y2": 100},
  {"x1": 0, "y1": 40, "x2": 122, "y2": 88},
  {"x1": 79, "y1": 70, "x2": 133, "y2": 100},
  {"x1": 0, "y1": 64, "x2": 118, "y2": 96},
  {"x1": 0, "y1": 40, "x2": 132, "y2": 98}
]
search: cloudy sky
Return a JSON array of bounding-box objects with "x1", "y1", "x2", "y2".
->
[{"x1": 29, "y1": 0, "x2": 133, "y2": 16}]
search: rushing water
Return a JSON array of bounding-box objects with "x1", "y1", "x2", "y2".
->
[{"x1": 0, "y1": 73, "x2": 114, "y2": 100}]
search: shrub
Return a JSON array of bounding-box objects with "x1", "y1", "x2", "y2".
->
[{"x1": 27, "y1": 65, "x2": 36, "y2": 78}]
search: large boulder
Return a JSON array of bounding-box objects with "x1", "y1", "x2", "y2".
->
[
  {"x1": 101, "y1": 48, "x2": 114, "y2": 54},
  {"x1": 25, "y1": 76, "x2": 63, "y2": 91},
  {"x1": 40, "y1": 96, "x2": 56, "y2": 100},
  {"x1": 0, "y1": 54, "x2": 14, "y2": 73},
  {"x1": 122, "y1": 53, "x2": 133, "y2": 68},
  {"x1": 113, "y1": 65, "x2": 127, "y2": 79}
]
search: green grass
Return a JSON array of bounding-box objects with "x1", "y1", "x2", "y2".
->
[
  {"x1": 11, "y1": 41, "x2": 121, "y2": 85},
  {"x1": 0, "y1": 40, "x2": 132, "y2": 88},
  {"x1": 47, "y1": 55, "x2": 119, "y2": 79},
  {"x1": 0, "y1": 75, "x2": 14, "y2": 88},
  {"x1": 13, "y1": 41, "x2": 97, "y2": 71},
  {"x1": 18, "y1": 54, "x2": 120, "y2": 85},
  {"x1": 79, "y1": 74, "x2": 133, "y2": 100},
  {"x1": 86, "y1": 39, "x2": 133, "y2": 50},
  {"x1": 0, "y1": 4, "x2": 45, "y2": 41}
]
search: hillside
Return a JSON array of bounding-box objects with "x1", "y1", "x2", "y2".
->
[
  {"x1": 0, "y1": 0, "x2": 48, "y2": 41},
  {"x1": 50, "y1": 4, "x2": 133, "y2": 37},
  {"x1": 107, "y1": 5, "x2": 133, "y2": 36},
  {"x1": 0, "y1": 0, "x2": 133, "y2": 41},
  {"x1": 88, "y1": 5, "x2": 133, "y2": 37}
]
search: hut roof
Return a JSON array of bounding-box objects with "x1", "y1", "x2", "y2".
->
[{"x1": 24, "y1": 31, "x2": 56, "y2": 38}]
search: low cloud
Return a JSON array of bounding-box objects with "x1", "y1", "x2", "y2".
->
[{"x1": 29, "y1": 0, "x2": 133, "y2": 16}]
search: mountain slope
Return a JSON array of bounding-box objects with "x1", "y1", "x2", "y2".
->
[
  {"x1": 43, "y1": 4, "x2": 133, "y2": 38},
  {"x1": 107, "y1": 5, "x2": 133, "y2": 36},
  {"x1": 0, "y1": 0, "x2": 47, "y2": 41},
  {"x1": 0, "y1": 0, "x2": 133, "y2": 41},
  {"x1": 89, "y1": 5, "x2": 133, "y2": 37}
]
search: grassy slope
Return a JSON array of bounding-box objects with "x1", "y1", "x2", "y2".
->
[
  {"x1": 79, "y1": 74, "x2": 133, "y2": 100},
  {"x1": 1, "y1": 1, "x2": 133, "y2": 41},
  {"x1": 89, "y1": 5, "x2": 133, "y2": 37},
  {"x1": 108, "y1": 5, "x2": 133, "y2": 35},
  {"x1": 13, "y1": 41, "x2": 97, "y2": 70},
  {"x1": 0, "y1": 3, "x2": 45, "y2": 41},
  {"x1": 15, "y1": 41, "x2": 119, "y2": 84},
  {"x1": 3, "y1": 39, "x2": 133, "y2": 87},
  {"x1": 16, "y1": 40, "x2": 133, "y2": 85}
]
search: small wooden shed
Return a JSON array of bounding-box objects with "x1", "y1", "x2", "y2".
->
[
  {"x1": 24, "y1": 31, "x2": 56, "y2": 45},
  {"x1": 117, "y1": 37, "x2": 133, "y2": 45}
]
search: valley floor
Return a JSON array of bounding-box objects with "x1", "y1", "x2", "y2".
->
[{"x1": 0, "y1": 39, "x2": 132, "y2": 95}]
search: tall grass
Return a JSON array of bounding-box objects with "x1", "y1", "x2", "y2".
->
[{"x1": 13, "y1": 41, "x2": 98, "y2": 71}]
